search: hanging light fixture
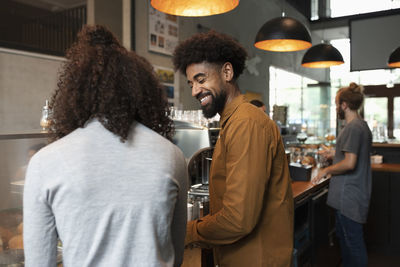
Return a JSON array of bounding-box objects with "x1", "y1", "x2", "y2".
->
[
  {"x1": 150, "y1": 0, "x2": 239, "y2": 17},
  {"x1": 301, "y1": 43, "x2": 344, "y2": 68},
  {"x1": 388, "y1": 46, "x2": 400, "y2": 67},
  {"x1": 254, "y1": 16, "x2": 312, "y2": 52}
]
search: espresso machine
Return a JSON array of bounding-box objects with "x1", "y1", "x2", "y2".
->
[{"x1": 172, "y1": 119, "x2": 219, "y2": 220}]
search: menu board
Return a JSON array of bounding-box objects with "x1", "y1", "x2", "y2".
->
[{"x1": 148, "y1": 6, "x2": 179, "y2": 56}]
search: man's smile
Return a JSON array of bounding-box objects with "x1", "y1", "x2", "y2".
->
[
  {"x1": 197, "y1": 93, "x2": 212, "y2": 106},
  {"x1": 200, "y1": 95, "x2": 212, "y2": 106}
]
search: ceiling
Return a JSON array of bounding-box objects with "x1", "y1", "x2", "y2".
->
[
  {"x1": 312, "y1": 26, "x2": 349, "y2": 41},
  {"x1": 14, "y1": 0, "x2": 86, "y2": 11}
]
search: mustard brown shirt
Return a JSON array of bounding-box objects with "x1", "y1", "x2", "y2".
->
[{"x1": 186, "y1": 95, "x2": 294, "y2": 266}]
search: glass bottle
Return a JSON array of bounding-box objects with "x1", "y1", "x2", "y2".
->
[{"x1": 40, "y1": 100, "x2": 51, "y2": 131}]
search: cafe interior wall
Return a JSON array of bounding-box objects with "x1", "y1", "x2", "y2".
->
[
  {"x1": 0, "y1": 0, "x2": 329, "y2": 134},
  {"x1": 0, "y1": 49, "x2": 63, "y2": 133},
  {"x1": 138, "y1": 0, "x2": 329, "y2": 111},
  {"x1": 133, "y1": 0, "x2": 329, "y2": 112}
]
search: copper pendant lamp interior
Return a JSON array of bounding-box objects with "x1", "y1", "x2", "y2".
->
[
  {"x1": 254, "y1": 17, "x2": 312, "y2": 52},
  {"x1": 150, "y1": 0, "x2": 239, "y2": 17},
  {"x1": 301, "y1": 43, "x2": 344, "y2": 68},
  {"x1": 388, "y1": 46, "x2": 400, "y2": 67}
]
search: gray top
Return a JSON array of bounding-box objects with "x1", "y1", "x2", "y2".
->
[
  {"x1": 327, "y1": 118, "x2": 372, "y2": 223},
  {"x1": 23, "y1": 120, "x2": 188, "y2": 267}
]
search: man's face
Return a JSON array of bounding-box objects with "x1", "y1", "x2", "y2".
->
[
  {"x1": 335, "y1": 94, "x2": 345, "y2": 120},
  {"x1": 186, "y1": 62, "x2": 227, "y2": 118}
]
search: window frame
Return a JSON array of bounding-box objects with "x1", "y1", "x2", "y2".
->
[{"x1": 362, "y1": 84, "x2": 400, "y2": 139}]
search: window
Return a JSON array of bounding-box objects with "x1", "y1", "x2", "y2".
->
[
  {"x1": 364, "y1": 97, "x2": 388, "y2": 141},
  {"x1": 311, "y1": 0, "x2": 400, "y2": 20},
  {"x1": 269, "y1": 66, "x2": 333, "y2": 139},
  {"x1": 394, "y1": 97, "x2": 400, "y2": 139},
  {"x1": 330, "y1": 38, "x2": 400, "y2": 141},
  {"x1": 330, "y1": 0, "x2": 400, "y2": 18},
  {"x1": 330, "y1": 39, "x2": 400, "y2": 88},
  {"x1": 0, "y1": 0, "x2": 86, "y2": 56}
]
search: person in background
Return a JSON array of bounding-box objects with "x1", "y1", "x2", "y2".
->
[
  {"x1": 23, "y1": 25, "x2": 187, "y2": 267},
  {"x1": 312, "y1": 82, "x2": 372, "y2": 267},
  {"x1": 13, "y1": 143, "x2": 46, "y2": 182},
  {"x1": 173, "y1": 30, "x2": 293, "y2": 267},
  {"x1": 250, "y1": 99, "x2": 267, "y2": 113}
]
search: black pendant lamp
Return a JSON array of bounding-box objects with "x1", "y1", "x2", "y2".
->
[
  {"x1": 254, "y1": 16, "x2": 312, "y2": 52},
  {"x1": 301, "y1": 43, "x2": 344, "y2": 68},
  {"x1": 151, "y1": 0, "x2": 239, "y2": 17},
  {"x1": 388, "y1": 46, "x2": 400, "y2": 67}
]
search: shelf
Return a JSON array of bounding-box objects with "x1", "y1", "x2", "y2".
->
[{"x1": 0, "y1": 132, "x2": 52, "y2": 140}]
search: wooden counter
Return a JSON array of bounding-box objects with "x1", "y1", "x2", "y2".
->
[
  {"x1": 291, "y1": 167, "x2": 330, "y2": 202},
  {"x1": 367, "y1": 163, "x2": 400, "y2": 253},
  {"x1": 291, "y1": 164, "x2": 400, "y2": 203},
  {"x1": 292, "y1": 164, "x2": 400, "y2": 203},
  {"x1": 291, "y1": 178, "x2": 329, "y2": 203},
  {"x1": 372, "y1": 142, "x2": 400, "y2": 148},
  {"x1": 371, "y1": 163, "x2": 400, "y2": 172}
]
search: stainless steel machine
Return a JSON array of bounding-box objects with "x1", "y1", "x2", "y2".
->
[{"x1": 172, "y1": 120, "x2": 219, "y2": 220}]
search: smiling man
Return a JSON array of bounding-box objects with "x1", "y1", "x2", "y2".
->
[{"x1": 173, "y1": 31, "x2": 294, "y2": 267}]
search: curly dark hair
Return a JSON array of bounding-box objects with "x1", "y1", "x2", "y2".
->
[
  {"x1": 50, "y1": 25, "x2": 173, "y2": 142},
  {"x1": 172, "y1": 30, "x2": 248, "y2": 80}
]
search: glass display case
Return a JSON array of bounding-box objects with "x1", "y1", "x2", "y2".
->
[{"x1": 0, "y1": 132, "x2": 50, "y2": 266}]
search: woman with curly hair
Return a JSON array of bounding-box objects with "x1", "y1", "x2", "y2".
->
[{"x1": 23, "y1": 25, "x2": 187, "y2": 267}]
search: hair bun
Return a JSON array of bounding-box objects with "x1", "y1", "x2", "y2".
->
[{"x1": 348, "y1": 82, "x2": 364, "y2": 93}]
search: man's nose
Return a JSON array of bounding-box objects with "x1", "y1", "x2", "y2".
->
[{"x1": 192, "y1": 83, "x2": 201, "y2": 97}]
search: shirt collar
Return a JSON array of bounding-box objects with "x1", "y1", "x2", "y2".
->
[{"x1": 219, "y1": 94, "x2": 248, "y2": 128}]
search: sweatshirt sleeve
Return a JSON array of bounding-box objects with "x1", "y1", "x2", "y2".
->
[
  {"x1": 23, "y1": 155, "x2": 58, "y2": 267},
  {"x1": 171, "y1": 148, "x2": 188, "y2": 267}
]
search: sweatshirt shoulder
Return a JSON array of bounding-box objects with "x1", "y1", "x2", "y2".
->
[{"x1": 135, "y1": 123, "x2": 184, "y2": 158}]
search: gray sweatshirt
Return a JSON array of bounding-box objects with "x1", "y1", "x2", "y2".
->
[{"x1": 23, "y1": 120, "x2": 188, "y2": 267}]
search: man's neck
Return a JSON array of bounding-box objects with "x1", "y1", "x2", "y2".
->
[
  {"x1": 345, "y1": 110, "x2": 360, "y2": 124},
  {"x1": 224, "y1": 84, "x2": 240, "y2": 107}
]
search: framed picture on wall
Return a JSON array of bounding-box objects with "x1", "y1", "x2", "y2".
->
[
  {"x1": 148, "y1": 5, "x2": 179, "y2": 55},
  {"x1": 153, "y1": 65, "x2": 179, "y2": 106}
]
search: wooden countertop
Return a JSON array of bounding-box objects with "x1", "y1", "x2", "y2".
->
[
  {"x1": 372, "y1": 163, "x2": 400, "y2": 172},
  {"x1": 372, "y1": 143, "x2": 400, "y2": 148},
  {"x1": 291, "y1": 178, "x2": 329, "y2": 203},
  {"x1": 291, "y1": 164, "x2": 400, "y2": 203},
  {"x1": 291, "y1": 168, "x2": 329, "y2": 202}
]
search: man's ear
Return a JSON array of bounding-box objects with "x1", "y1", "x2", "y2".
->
[
  {"x1": 341, "y1": 101, "x2": 348, "y2": 111},
  {"x1": 222, "y1": 62, "x2": 234, "y2": 82}
]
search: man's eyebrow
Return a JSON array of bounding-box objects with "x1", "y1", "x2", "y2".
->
[
  {"x1": 193, "y1": 73, "x2": 206, "y2": 80},
  {"x1": 187, "y1": 72, "x2": 207, "y2": 85}
]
